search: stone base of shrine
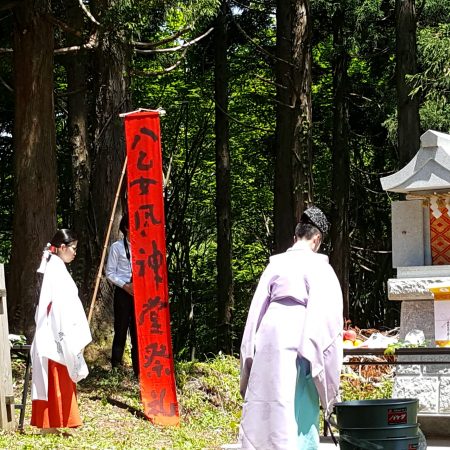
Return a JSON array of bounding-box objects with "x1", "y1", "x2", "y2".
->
[
  {"x1": 391, "y1": 299, "x2": 450, "y2": 431},
  {"x1": 417, "y1": 414, "x2": 450, "y2": 438},
  {"x1": 397, "y1": 300, "x2": 435, "y2": 341}
]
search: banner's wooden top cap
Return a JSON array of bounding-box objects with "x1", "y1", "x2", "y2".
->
[{"x1": 119, "y1": 108, "x2": 166, "y2": 117}]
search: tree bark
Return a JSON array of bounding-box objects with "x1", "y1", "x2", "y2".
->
[
  {"x1": 274, "y1": 0, "x2": 313, "y2": 254},
  {"x1": 329, "y1": 5, "x2": 350, "y2": 319},
  {"x1": 8, "y1": 0, "x2": 57, "y2": 337},
  {"x1": 87, "y1": 0, "x2": 131, "y2": 335},
  {"x1": 274, "y1": 0, "x2": 294, "y2": 254},
  {"x1": 65, "y1": 0, "x2": 91, "y2": 308},
  {"x1": 292, "y1": 0, "x2": 313, "y2": 221},
  {"x1": 215, "y1": 1, "x2": 234, "y2": 354},
  {"x1": 395, "y1": 0, "x2": 420, "y2": 166}
]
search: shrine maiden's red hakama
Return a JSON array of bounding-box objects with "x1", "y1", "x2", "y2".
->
[
  {"x1": 31, "y1": 360, "x2": 81, "y2": 428},
  {"x1": 239, "y1": 242, "x2": 343, "y2": 449},
  {"x1": 30, "y1": 255, "x2": 92, "y2": 429}
]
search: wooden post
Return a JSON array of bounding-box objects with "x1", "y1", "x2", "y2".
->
[{"x1": 0, "y1": 264, "x2": 15, "y2": 430}]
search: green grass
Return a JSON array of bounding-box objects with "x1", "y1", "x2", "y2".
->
[
  {"x1": 1, "y1": 354, "x2": 241, "y2": 450},
  {"x1": 2, "y1": 354, "x2": 394, "y2": 449}
]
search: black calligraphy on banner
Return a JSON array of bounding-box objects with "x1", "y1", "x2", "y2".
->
[
  {"x1": 146, "y1": 389, "x2": 178, "y2": 417},
  {"x1": 133, "y1": 241, "x2": 164, "y2": 285},
  {"x1": 141, "y1": 127, "x2": 158, "y2": 142},
  {"x1": 125, "y1": 112, "x2": 179, "y2": 425},
  {"x1": 144, "y1": 342, "x2": 172, "y2": 378},
  {"x1": 134, "y1": 205, "x2": 161, "y2": 238},
  {"x1": 149, "y1": 240, "x2": 163, "y2": 286},
  {"x1": 129, "y1": 176, "x2": 157, "y2": 195},
  {"x1": 138, "y1": 295, "x2": 169, "y2": 327},
  {"x1": 129, "y1": 128, "x2": 157, "y2": 194},
  {"x1": 137, "y1": 151, "x2": 153, "y2": 171}
]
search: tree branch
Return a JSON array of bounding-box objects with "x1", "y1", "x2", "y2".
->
[
  {"x1": 78, "y1": 0, "x2": 100, "y2": 26},
  {"x1": 135, "y1": 27, "x2": 213, "y2": 54},
  {"x1": 215, "y1": 101, "x2": 271, "y2": 132},
  {"x1": 230, "y1": 14, "x2": 293, "y2": 67},
  {"x1": 2, "y1": 33, "x2": 97, "y2": 55},
  {"x1": 54, "y1": 32, "x2": 98, "y2": 54},
  {"x1": 133, "y1": 27, "x2": 191, "y2": 49},
  {"x1": 0, "y1": 75, "x2": 13, "y2": 92},
  {"x1": 45, "y1": 14, "x2": 83, "y2": 38},
  {"x1": 0, "y1": 1, "x2": 21, "y2": 12},
  {"x1": 254, "y1": 73, "x2": 287, "y2": 90},
  {"x1": 134, "y1": 49, "x2": 188, "y2": 76},
  {"x1": 351, "y1": 245, "x2": 391, "y2": 254}
]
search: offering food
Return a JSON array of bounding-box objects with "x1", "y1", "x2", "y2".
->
[{"x1": 343, "y1": 329, "x2": 357, "y2": 342}]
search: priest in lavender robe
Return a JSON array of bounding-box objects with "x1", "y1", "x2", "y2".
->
[{"x1": 238, "y1": 206, "x2": 343, "y2": 450}]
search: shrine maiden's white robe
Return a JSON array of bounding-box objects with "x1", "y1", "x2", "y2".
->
[
  {"x1": 239, "y1": 242, "x2": 343, "y2": 450},
  {"x1": 31, "y1": 254, "x2": 92, "y2": 401}
]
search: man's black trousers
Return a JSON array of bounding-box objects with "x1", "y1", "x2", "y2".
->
[{"x1": 111, "y1": 286, "x2": 139, "y2": 376}]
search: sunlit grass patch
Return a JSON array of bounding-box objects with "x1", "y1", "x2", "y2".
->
[{"x1": 3, "y1": 354, "x2": 241, "y2": 450}]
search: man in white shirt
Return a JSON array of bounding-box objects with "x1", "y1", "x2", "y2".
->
[{"x1": 105, "y1": 214, "x2": 139, "y2": 376}]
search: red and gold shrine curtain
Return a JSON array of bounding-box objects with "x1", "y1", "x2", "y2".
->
[
  {"x1": 124, "y1": 111, "x2": 179, "y2": 426},
  {"x1": 430, "y1": 197, "x2": 450, "y2": 265}
]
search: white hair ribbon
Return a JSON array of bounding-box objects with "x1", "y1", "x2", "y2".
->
[{"x1": 37, "y1": 243, "x2": 52, "y2": 274}]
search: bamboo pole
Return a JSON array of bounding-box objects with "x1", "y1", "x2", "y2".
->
[{"x1": 87, "y1": 156, "x2": 128, "y2": 325}]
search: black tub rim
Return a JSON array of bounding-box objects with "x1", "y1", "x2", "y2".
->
[
  {"x1": 357, "y1": 436, "x2": 419, "y2": 442},
  {"x1": 334, "y1": 398, "x2": 418, "y2": 407},
  {"x1": 338, "y1": 423, "x2": 419, "y2": 432}
]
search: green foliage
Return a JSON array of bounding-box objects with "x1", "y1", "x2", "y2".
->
[
  {"x1": 409, "y1": 24, "x2": 450, "y2": 133},
  {"x1": 167, "y1": 0, "x2": 220, "y2": 26},
  {"x1": 312, "y1": 0, "x2": 399, "y2": 329},
  {"x1": 384, "y1": 340, "x2": 429, "y2": 356},
  {"x1": 340, "y1": 373, "x2": 393, "y2": 401},
  {"x1": 419, "y1": 0, "x2": 450, "y2": 24},
  {"x1": 5, "y1": 0, "x2": 450, "y2": 353},
  {"x1": 130, "y1": 1, "x2": 277, "y2": 355}
]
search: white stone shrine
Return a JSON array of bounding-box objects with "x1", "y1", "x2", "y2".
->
[{"x1": 380, "y1": 129, "x2": 450, "y2": 437}]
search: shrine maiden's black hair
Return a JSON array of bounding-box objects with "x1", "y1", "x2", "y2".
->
[
  {"x1": 119, "y1": 214, "x2": 129, "y2": 236},
  {"x1": 50, "y1": 229, "x2": 78, "y2": 248},
  {"x1": 119, "y1": 214, "x2": 131, "y2": 262},
  {"x1": 295, "y1": 206, "x2": 330, "y2": 240},
  {"x1": 301, "y1": 206, "x2": 329, "y2": 235},
  {"x1": 35, "y1": 228, "x2": 77, "y2": 310}
]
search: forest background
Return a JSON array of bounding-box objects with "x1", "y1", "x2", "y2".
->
[{"x1": 1, "y1": 0, "x2": 450, "y2": 359}]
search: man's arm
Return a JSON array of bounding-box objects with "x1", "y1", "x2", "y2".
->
[{"x1": 105, "y1": 243, "x2": 127, "y2": 288}]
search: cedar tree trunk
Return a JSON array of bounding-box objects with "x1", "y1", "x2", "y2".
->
[
  {"x1": 215, "y1": 1, "x2": 234, "y2": 354},
  {"x1": 8, "y1": 1, "x2": 57, "y2": 337}
]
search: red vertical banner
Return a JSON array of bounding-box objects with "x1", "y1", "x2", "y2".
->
[{"x1": 124, "y1": 111, "x2": 179, "y2": 426}]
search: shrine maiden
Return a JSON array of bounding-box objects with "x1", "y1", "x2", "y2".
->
[
  {"x1": 31, "y1": 229, "x2": 92, "y2": 433},
  {"x1": 238, "y1": 206, "x2": 343, "y2": 449}
]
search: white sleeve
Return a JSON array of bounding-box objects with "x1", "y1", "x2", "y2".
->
[
  {"x1": 239, "y1": 264, "x2": 273, "y2": 398},
  {"x1": 105, "y1": 243, "x2": 126, "y2": 288},
  {"x1": 50, "y1": 272, "x2": 92, "y2": 383}
]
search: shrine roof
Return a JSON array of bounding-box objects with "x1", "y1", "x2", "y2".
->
[{"x1": 381, "y1": 130, "x2": 450, "y2": 193}]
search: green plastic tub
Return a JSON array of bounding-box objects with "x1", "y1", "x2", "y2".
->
[
  {"x1": 339, "y1": 434, "x2": 419, "y2": 450},
  {"x1": 339, "y1": 423, "x2": 418, "y2": 439},
  {"x1": 334, "y1": 398, "x2": 418, "y2": 429}
]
